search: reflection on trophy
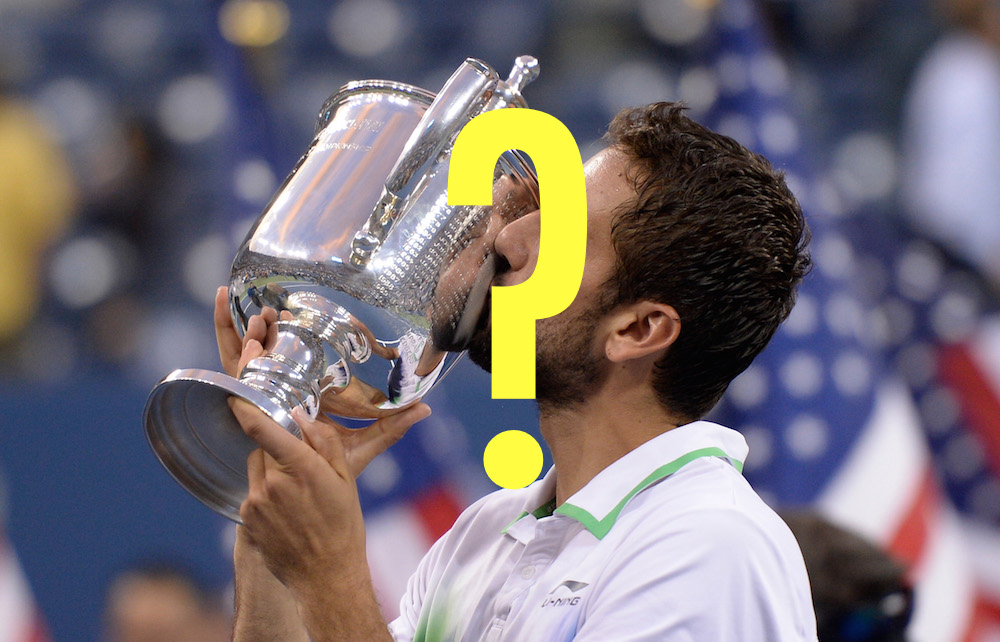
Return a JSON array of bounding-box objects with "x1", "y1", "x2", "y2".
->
[{"x1": 143, "y1": 56, "x2": 541, "y2": 522}]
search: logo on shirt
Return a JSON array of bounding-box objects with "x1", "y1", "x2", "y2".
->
[{"x1": 540, "y1": 580, "x2": 589, "y2": 607}]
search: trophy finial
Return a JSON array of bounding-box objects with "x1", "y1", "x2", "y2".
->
[
  {"x1": 498, "y1": 56, "x2": 538, "y2": 108},
  {"x1": 507, "y1": 56, "x2": 539, "y2": 93}
]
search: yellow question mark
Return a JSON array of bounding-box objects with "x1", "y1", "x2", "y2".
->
[{"x1": 449, "y1": 108, "x2": 587, "y2": 488}]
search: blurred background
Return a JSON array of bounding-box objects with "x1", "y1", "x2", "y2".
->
[{"x1": 2, "y1": 0, "x2": 1000, "y2": 640}]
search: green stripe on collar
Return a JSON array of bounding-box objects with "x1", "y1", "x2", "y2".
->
[
  {"x1": 502, "y1": 511, "x2": 530, "y2": 535},
  {"x1": 532, "y1": 498, "x2": 557, "y2": 519},
  {"x1": 501, "y1": 497, "x2": 559, "y2": 535},
  {"x1": 555, "y1": 447, "x2": 743, "y2": 540}
]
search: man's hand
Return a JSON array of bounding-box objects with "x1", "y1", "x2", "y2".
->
[
  {"x1": 233, "y1": 396, "x2": 430, "y2": 642},
  {"x1": 234, "y1": 400, "x2": 431, "y2": 592},
  {"x1": 217, "y1": 285, "x2": 432, "y2": 640},
  {"x1": 215, "y1": 285, "x2": 281, "y2": 379}
]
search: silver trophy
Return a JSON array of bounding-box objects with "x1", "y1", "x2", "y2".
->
[{"x1": 144, "y1": 57, "x2": 541, "y2": 522}]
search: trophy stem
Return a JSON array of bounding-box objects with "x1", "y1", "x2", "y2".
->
[
  {"x1": 143, "y1": 315, "x2": 345, "y2": 523},
  {"x1": 240, "y1": 321, "x2": 328, "y2": 425}
]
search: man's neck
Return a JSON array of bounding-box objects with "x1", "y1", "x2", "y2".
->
[{"x1": 539, "y1": 390, "x2": 679, "y2": 507}]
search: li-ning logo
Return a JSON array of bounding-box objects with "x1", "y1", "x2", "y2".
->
[{"x1": 540, "y1": 581, "x2": 589, "y2": 607}]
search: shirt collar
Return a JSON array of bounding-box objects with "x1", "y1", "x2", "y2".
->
[
  {"x1": 502, "y1": 465, "x2": 559, "y2": 537},
  {"x1": 509, "y1": 421, "x2": 749, "y2": 541}
]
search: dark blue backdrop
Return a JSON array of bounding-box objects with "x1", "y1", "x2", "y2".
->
[{"x1": 0, "y1": 375, "x2": 232, "y2": 641}]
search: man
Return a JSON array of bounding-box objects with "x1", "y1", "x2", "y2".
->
[
  {"x1": 781, "y1": 512, "x2": 913, "y2": 641},
  {"x1": 219, "y1": 102, "x2": 816, "y2": 640},
  {"x1": 103, "y1": 562, "x2": 230, "y2": 642}
]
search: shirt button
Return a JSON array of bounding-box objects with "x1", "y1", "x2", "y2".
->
[{"x1": 521, "y1": 566, "x2": 536, "y2": 579}]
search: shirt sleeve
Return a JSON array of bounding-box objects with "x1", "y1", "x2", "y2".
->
[
  {"x1": 387, "y1": 491, "x2": 501, "y2": 642},
  {"x1": 572, "y1": 507, "x2": 817, "y2": 642},
  {"x1": 387, "y1": 524, "x2": 449, "y2": 642}
]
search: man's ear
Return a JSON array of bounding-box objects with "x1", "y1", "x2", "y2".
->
[{"x1": 603, "y1": 301, "x2": 680, "y2": 363}]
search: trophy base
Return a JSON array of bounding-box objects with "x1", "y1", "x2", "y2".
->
[{"x1": 143, "y1": 368, "x2": 299, "y2": 523}]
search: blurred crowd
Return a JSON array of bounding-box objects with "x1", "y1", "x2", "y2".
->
[{"x1": 0, "y1": 0, "x2": 952, "y2": 390}]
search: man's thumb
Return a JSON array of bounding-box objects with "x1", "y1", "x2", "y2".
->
[{"x1": 293, "y1": 407, "x2": 347, "y2": 473}]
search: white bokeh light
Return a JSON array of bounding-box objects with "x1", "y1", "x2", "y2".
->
[
  {"x1": 783, "y1": 293, "x2": 818, "y2": 337},
  {"x1": 782, "y1": 172, "x2": 808, "y2": 209},
  {"x1": 714, "y1": 113, "x2": 756, "y2": 149},
  {"x1": 759, "y1": 110, "x2": 799, "y2": 156},
  {"x1": 95, "y1": 3, "x2": 165, "y2": 72},
  {"x1": 234, "y1": 158, "x2": 278, "y2": 205},
  {"x1": 780, "y1": 351, "x2": 824, "y2": 399},
  {"x1": 638, "y1": 0, "x2": 712, "y2": 47},
  {"x1": 676, "y1": 66, "x2": 718, "y2": 114},
  {"x1": 34, "y1": 77, "x2": 108, "y2": 145},
  {"x1": 785, "y1": 415, "x2": 829, "y2": 461},
  {"x1": 183, "y1": 234, "x2": 234, "y2": 306},
  {"x1": 831, "y1": 351, "x2": 872, "y2": 397},
  {"x1": 600, "y1": 60, "x2": 674, "y2": 118},
  {"x1": 970, "y1": 479, "x2": 1000, "y2": 522},
  {"x1": 157, "y1": 74, "x2": 230, "y2": 144},
  {"x1": 930, "y1": 291, "x2": 979, "y2": 343},
  {"x1": 138, "y1": 308, "x2": 219, "y2": 379},
  {"x1": 749, "y1": 53, "x2": 790, "y2": 96},
  {"x1": 815, "y1": 234, "x2": 854, "y2": 281},
  {"x1": 879, "y1": 298, "x2": 917, "y2": 347},
  {"x1": 716, "y1": 53, "x2": 750, "y2": 95},
  {"x1": 49, "y1": 235, "x2": 135, "y2": 309},
  {"x1": 824, "y1": 291, "x2": 865, "y2": 340},
  {"x1": 727, "y1": 365, "x2": 769, "y2": 409},
  {"x1": 896, "y1": 242, "x2": 944, "y2": 303},
  {"x1": 358, "y1": 451, "x2": 402, "y2": 496},
  {"x1": 327, "y1": 0, "x2": 404, "y2": 58},
  {"x1": 832, "y1": 132, "x2": 897, "y2": 204}
]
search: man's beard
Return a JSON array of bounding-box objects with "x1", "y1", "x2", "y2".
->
[{"x1": 466, "y1": 292, "x2": 609, "y2": 414}]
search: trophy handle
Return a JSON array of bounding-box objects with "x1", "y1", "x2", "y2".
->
[
  {"x1": 349, "y1": 56, "x2": 539, "y2": 268},
  {"x1": 349, "y1": 58, "x2": 499, "y2": 267}
]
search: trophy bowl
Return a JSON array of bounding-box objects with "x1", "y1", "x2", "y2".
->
[{"x1": 144, "y1": 56, "x2": 541, "y2": 522}]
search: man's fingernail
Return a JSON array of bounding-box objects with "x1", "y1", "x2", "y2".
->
[{"x1": 291, "y1": 406, "x2": 309, "y2": 422}]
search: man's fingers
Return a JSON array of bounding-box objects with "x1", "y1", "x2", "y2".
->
[
  {"x1": 295, "y1": 407, "x2": 350, "y2": 480},
  {"x1": 244, "y1": 315, "x2": 266, "y2": 347},
  {"x1": 215, "y1": 286, "x2": 243, "y2": 376},
  {"x1": 237, "y1": 339, "x2": 265, "y2": 375},
  {"x1": 231, "y1": 398, "x2": 311, "y2": 467},
  {"x1": 247, "y1": 447, "x2": 265, "y2": 488},
  {"x1": 351, "y1": 403, "x2": 431, "y2": 474}
]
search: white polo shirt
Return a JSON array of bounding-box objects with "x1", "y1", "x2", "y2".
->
[{"x1": 388, "y1": 421, "x2": 817, "y2": 641}]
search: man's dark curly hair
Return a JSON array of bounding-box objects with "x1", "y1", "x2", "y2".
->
[{"x1": 603, "y1": 102, "x2": 810, "y2": 422}]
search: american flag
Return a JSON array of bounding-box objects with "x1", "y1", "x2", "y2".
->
[
  {"x1": 0, "y1": 474, "x2": 50, "y2": 642},
  {"x1": 697, "y1": 0, "x2": 1000, "y2": 639},
  {"x1": 848, "y1": 219, "x2": 1000, "y2": 640}
]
